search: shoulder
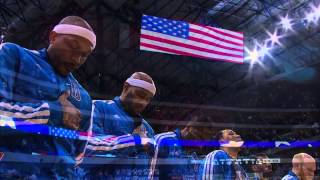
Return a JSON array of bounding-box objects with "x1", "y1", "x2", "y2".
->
[
  {"x1": 0, "y1": 42, "x2": 21, "y2": 53},
  {"x1": 281, "y1": 175, "x2": 297, "y2": 180},
  {"x1": 93, "y1": 100, "x2": 116, "y2": 115},
  {"x1": 154, "y1": 131, "x2": 177, "y2": 145},
  {"x1": 206, "y1": 150, "x2": 228, "y2": 160},
  {"x1": 0, "y1": 43, "x2": 37, "y2": 54},
  {"x1": 155, "y1": 131, "x2": 177, "y2": 140},
  {"x1": 0, "y1": 43, "x2": 27, "y2": 66},
  {"x1": 0, "y1": 42, "x2": 20, "y2": 49},
  {"x1": 93, "y1": 99, "x2": 114, "y2": 107},
  {"x1": 1, "y1": 43, "x2": 43, "y2": 60}
]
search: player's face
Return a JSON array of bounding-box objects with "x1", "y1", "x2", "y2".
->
[
  {"x1": 122, "y1": 86, "x2": 153, "y2": 115},
  {"x1": 222, "y1": 129, "x2": 242, "y2": 142},
  {"x1": 48, "y1": 32, "x2": 93, "y2": 76},
  {"x1": 253, "y1": 156, "x2": 273, "y2": 177},
  {"x1": 301, "y1": 161, "x2": 316, "y2": 180},
  {"x1": 260, "y1": 161, "x2": 272, "y2": 176}
]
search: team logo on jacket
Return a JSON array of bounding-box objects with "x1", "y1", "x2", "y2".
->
[{"x1": 69, "y1": 78, "x2": 81, "y2": 101}]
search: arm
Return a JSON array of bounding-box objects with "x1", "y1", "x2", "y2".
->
[
  {"x1": 89, "y1": 101, "x2": 152, "y2": 157},
  {"x1": 91, "y1": 100, "x2": 107, "y2": 135},
  {"x1": 154, "y1": 131, "x2": 178, "y2": 158},
  {"x1": 85, "y1": 133, "x2": 144, "y2": 156},
  {"x1": 0, "y1": 43, "x2": 63, "y2": 134}
]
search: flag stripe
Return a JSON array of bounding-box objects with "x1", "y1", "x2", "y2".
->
[
  {"x1": 140, "y1": 46, "x2": 175, "y2": 55},
  {"x1": 188, "y1": 36, "x2": 243, "y2": 52},
  {"x1": 141, "y1": 34, "x2": 243, "y2": 56},
  {"x1": 140, "y1": 35, "x2": 244, "y2": 62},
  {"x1": 206, "y1": 26, "x2": 243, "y2": 40},
  {"x1": 141, "y1": 38, "x2": 243, "y2": 58},
  {"x1": 190, "y1": 24, "x2": 243, "y2": 46},
  {"x1": 189, "y1": 32, "x2": 243, "y2": 50},
  {"x1": 193, "y1": 22, "x2": 244, "y2": 37},
  {"x1": 141, "y1": 29, "x2": 243, "y2": 51},
  {"x1": 191, "y1": 24, "x2": 244, "y2": 42},
  {"x1": 140, "y1": 42, "x2": 243, "y2": 63}
]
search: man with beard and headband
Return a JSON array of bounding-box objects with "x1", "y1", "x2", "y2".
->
[
  {"x1": 199, "y1": 129, "x2": 248, "y2": 180},
  {"x1": 0, "y1": 16, "x2": 95, "y2": 178},
  {"x1": 90, "y1": 72, "x2": 155, "y2": 178}
]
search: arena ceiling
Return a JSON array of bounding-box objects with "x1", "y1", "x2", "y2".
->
[{"x1": 1, "y1": 0, "x2": 319, "y2": 107}]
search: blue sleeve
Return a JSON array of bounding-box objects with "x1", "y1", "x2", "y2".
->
[
  {"x1": 153, "y1": 132, "x2": 177, "y2": 158},
  {"x1": 154, "y1": 132, "x2": 178, "y2": 158},
  {"x1": 0, "y1": 43, "x2": 63, "y2": 133},
  {"x1": 91, "y1": 101, "x2": 107, "y2": 135},
  {"x1": 157, "y1": 139, "x2": 170, "y2": 158},
  {"x1": 157, "y1": 138, "x2": 181, "y2": 158},
  {"x1": 149, "y1": 132, "x2": 181, "y2": 179}
]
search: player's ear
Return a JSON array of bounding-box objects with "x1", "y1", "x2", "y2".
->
[
  {"x1": 123, "y1": 82, "x2": 130, "y2": 92},
  {"x1": 49, "y1": 31, "x2": 58, "y2": 44}
]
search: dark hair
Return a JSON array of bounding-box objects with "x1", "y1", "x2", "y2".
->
[
  {"x1": 214, "y1": 130, "x2": 224, "y2": 142},
  {"x1": 253, "y1": 153, "x2": 269, "y2": 159},
  {"x1": 130, "y1": 72, "x2": 154, "y2": 84},
  {"x1": 59, "y1": 16, "x2": 93, "y2": 31}
]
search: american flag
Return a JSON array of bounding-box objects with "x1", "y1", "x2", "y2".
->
[{"x1": 140, "y1": 15, "x2": 244, "y2": 63}]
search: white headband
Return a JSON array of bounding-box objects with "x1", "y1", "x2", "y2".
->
[
  {"x1": 220, "y1": 140, "x2": 244, "y2": 148},
  {"x1": 53, "y1": 24, "x2": 96, "y2": 49},
  {"x1": 126, "y1": 78, "x2": 156, "y2": 95}
]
